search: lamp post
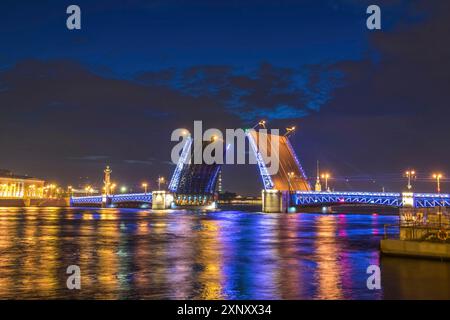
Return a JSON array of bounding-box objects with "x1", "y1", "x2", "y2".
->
[
  {"x1": 321, "y1": 173, "x2": 330, "y2": 191},
  {"x1": 433, "y1": 173, "x2": 443, "y2": 194},
  {"x1": 405, "y1": 170, "x2": 416, "y2": 190},
  {"x1": 253, "y1": 120, "x2": 266, "y2": 129},
  {"x1": 287, "y1": 171, "x2": 295, "y2": 193},
  {"x1": 284, "y1": 126, "x2": 296, "y2": 137},
  {"x1": 142, "y1": 183, "x2": 148, "y2": 194},
  {"x1": 158, "y1": 176, "x2": 165, "y2": 191}
]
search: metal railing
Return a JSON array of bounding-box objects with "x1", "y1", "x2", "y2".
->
[{"x1": 384, "y1": 222, "x2": 450, "y2": 242}]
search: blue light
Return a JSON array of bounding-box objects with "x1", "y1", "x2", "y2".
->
[
  {"x1": 246, "y1": 130, "x2": 274, "y2": 190},
  {"x1": 293, "y1": 191, "x2": 450, "y2": 208},
  {"x1": 168, "y1": 136, "x2": 192, "y2": 192}
]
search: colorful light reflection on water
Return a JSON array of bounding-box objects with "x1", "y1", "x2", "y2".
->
[{"x1": 0, "y1": 206, "x2": 449, "y2": 299}]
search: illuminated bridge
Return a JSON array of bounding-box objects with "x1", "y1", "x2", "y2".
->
[
  {"x1": 167, "y1": 136, "x2": 221, "y2": 206},
  {"x1": 293, "y1": 191, "x2": 450, "y2": 208},
  {"x1": 246, "y1": 129, "x2": 310, "y2": 191},
  {"x1": 70, "y1": 127, "x2": 450, "y2": 211},
  {"x1": 71, "y1": 193, "x2": 152, "y2": 207}
]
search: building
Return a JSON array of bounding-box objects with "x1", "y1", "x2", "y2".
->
[{"x1": 0, "y1": 169, "x2": 45, "y2": 199}]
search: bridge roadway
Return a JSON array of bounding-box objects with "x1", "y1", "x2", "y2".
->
[
  {"x1": 70, "y1": 190, "x2": 450, "y2": 208},
  {"x1": 70, "y1": 193, "x2": 152, "y2": 206},
  {"x1": 293, "y1": 191, "x2": 450, "y2": 208}
]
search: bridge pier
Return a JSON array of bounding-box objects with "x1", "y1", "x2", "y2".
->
[
  {"x1": 101, "y1": 195, "x2": 112, "y2": 208},
  {"x1": 152, "y1": 191, "x2": 174, "y2": 210},
  {"x1": 262, "y1": 190, "x2": 290, "y2": 213}
]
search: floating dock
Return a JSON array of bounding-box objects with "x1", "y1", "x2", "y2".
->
[{"x1": 381, "y1": 207, "x2": 450, "y2": 260}]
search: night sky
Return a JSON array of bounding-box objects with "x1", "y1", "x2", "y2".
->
[{"x1": 0, "y1": 0, "x2": 449, "y2": 195}]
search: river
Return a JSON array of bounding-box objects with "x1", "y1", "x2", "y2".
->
[{"x1": 0, "y1": 206, "x2": 449, "y2": 299}]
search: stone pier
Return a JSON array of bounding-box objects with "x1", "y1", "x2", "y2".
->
[
  {"x1": 151, "y1": 191, "x2": 174, "y2": 210},
  {"x1": 261, "y1": 190, "x2": 290, "y2": 213}
]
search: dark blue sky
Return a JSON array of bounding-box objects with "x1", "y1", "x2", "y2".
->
[
  {"x1": 2, "y1": 1, "x2": 369, "y2": 71},
  {"x1": 0, "y1": 0, "x2": 448, "y2": 194}
]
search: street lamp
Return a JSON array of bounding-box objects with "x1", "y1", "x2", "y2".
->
[
  {"x1": 158, "y1": 176, "x2": 165, "y2": 191},
  {"x1": 142, "y1": 183, "x2": 148, "y2": 194},
  {"x1": 405, "y1": 170, "x2": 416, "y2": 190},
  {"x1": 111, "y1": 183, "x2": 116, "y2": 195},
  {"x1": 433, "y1": 173, "x2": 443, "y2": 194},
  {"x1": 120, "y1": 186, "x2": 127, "y2": 193},
  {"x1": 284, "y1": 126, "x2": 296, "y2": 137},
  {"x1": 253, "y1": 120, "x2": 266, "y2": 129},
  {"x1": 321, "y1": 173, "x2": 330, "y2": 191},
  {"x1": 287, "y1": 171, "x2": 295, "y2": 193}
]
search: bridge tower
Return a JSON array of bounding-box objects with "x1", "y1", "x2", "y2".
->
[
  {"x1": 103, "y1": 166, "x2": 112, "y2": 196},
  {"x1": 247, "y1": 128, "x2": 310, "y2": 212},
  {"x1": 314, "y1": 160, "x2": 322, "y2": 192},
  {"x1": 102, "y1": 165, "x2": 112, "y2": 207}
]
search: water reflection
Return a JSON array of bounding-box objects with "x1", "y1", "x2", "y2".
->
[
  {"x1": 0, "y1": 207, "x2": 449, "y2": 299},
  {"x1": 315, "y1": 215, "x2": 343, "y2": 299}
]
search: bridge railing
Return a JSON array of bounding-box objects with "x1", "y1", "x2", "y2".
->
[
  {"x1": 71, "y1": 193, "x2": 152, "y2": 205},
  {"x1": 294, "y1": 191, "x2": 402, "y2": 207},
  {"x1": 294, "y1": 191, "x2": 450, "y2": 208},
  {"x1": 384, "y1": 222, "x2": 450, "y2": 242}
]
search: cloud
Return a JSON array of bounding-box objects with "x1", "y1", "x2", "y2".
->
[{"x1": 137, "y1": 63, "x2": 342, "y2": 123}]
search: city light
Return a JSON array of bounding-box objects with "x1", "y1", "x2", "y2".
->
[
  {"x1": 433, "y1": 173, "x2": 443, "y2": 193},
  {"x1": 404, "y1": 170, "x2": 416, "y2": 190},
  {"x1": 158, "y1": 176, "x2": 165, "y2": 191},
  {"x1": 142, "y1": 182, "x2": 148, "y2": 194},
  {"x1": 321, "y1": 173, "x2": 331, "y2": 191},
  {"x1": 120, "y1": 186, "x2": 127, "y2": 193},
  {"x1": 253, "y1": 119, "x2": 266, "y2": 129},
  {"x1": 287, "y1": 171, "x2": 295, "y2": 192},
  {"x1": 284, "y1": 126, "x2": 296, "y2": 137}
]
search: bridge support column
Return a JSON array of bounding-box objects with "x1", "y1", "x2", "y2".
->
[
  {"x1": 152, "y1": 191, "x2": 174, "y2": 210},
  {"x1": 402, "y1": 192, "x2": 415, "y2": 208},
  {"x1": 262, "y1": 190, "x2": 289, "y2": 213},
  {"x1": 101, "y1": 195, "x2": 112, "y2": 208}
]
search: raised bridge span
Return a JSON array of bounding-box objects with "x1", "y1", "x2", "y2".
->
[{"x1": 71, "y1": 129, "x2": 450, "y2": 211}]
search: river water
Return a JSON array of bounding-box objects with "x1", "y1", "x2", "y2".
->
[{"x1": 0, "y1": 206, "x2": 449, "y2": 299}]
